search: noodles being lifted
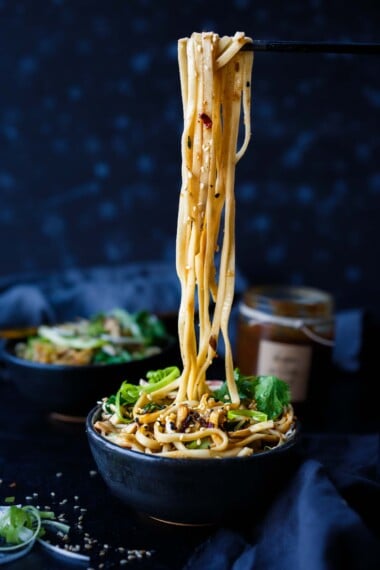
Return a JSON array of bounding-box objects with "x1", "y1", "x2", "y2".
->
[
  {"x1": 176, "y1": 31, "x2": 253, "y2": 405},
  {"x1": 95, "y1": 32, "x2": 295, "y2": 458}
]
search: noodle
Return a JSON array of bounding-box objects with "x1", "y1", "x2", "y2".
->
[
  {"x1": 176, "y1": 32, "x2": 253, "y2": 404},
  {"x1": 95, "y1": 32, "x2": 295, "y2": 457}
]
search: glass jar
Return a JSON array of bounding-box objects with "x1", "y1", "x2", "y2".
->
[{"x1": 236, "y1": 285, "x2": 335, "y2": 409}]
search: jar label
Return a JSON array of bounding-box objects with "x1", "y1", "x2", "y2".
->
[{"x1": 257, "y1": 339, "x2": 312, "y2": 402}]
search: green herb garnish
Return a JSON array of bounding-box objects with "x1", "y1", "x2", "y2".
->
[
  {"x1": 213, "y1": 369, "x2": 256, "y2": 402},
  {"x1": 109, "y1": 366, "x2": 181, "y2": 422},
  {"x1": 254, "y1": 375, "x2": 290, "y2": 420},
  {"x1": 227, "y1": 409, "x2": 268, "y2": 422},
  {"x1": 214, "y1": 370, "x2": 290, "y2": 420},
  {"x1": 0, "y1": 501, "x2": 88, "y2": 565},
  {"x1": 186, "y1": 438, "x2": 211, "y2": 449}
]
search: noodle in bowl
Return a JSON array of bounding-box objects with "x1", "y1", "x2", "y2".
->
[
  {"x1": 86, "y1": 405, "x2": 300, "y2": 525},
  {"x1": 91, "y1": 373, "x2": 296, "y2": 458}
]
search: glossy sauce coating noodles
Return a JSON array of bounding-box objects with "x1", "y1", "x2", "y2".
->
[{"x1": 95, "y1": 32, "x2": 295, "y2": 457}]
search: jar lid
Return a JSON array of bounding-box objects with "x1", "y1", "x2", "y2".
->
[{"x1": 242, "y1": 285, "x2": 334, "y2": 319}]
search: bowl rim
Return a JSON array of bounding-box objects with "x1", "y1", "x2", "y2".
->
[
  {"x1": 86, "y1": 404, "x2": 300, "y2": 466},
  {"x1": 1, "y1": 335, "x2": 177, "y2": 372}
]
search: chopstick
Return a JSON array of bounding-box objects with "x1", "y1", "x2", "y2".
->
[{"x1": 241, "y1": 40, "x2": 380, "y2": 54}]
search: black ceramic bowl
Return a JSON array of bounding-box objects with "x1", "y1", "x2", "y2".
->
[
  {"x1": 1, "y1": 336, "x2": 179, "y2": 418},
  {"x1": 86, "y1": 405, "x2": 300, "y2": 525}
]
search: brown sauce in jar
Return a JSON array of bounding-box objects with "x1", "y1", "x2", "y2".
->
[{"x1": 236, "y1": 286, "x2": 335, "y2": 423}]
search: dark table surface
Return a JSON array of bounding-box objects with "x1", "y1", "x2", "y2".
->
[
  {"x1": 0, "y1": 352, "x2": 379, "y2": 570},
  {"x1": 0, "y1": 376, "x2": 213, "y2": 570}
]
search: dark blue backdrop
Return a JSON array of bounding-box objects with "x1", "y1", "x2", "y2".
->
[{"x1": 0, "y1": 0, "x2": 379, "y2": 317}]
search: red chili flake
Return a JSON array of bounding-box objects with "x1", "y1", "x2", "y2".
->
[
  {"x1": 199, "y1": 113, "x2": 212, "y2": 129},
  {"x1": 209, "y1": 335, "x2": 217, "y2": 351}
]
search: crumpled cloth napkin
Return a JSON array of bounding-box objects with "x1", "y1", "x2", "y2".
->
[
  {"x1": 0, "y1": 263, "x2": 184, "y2": 326},
  {"x1": 184, "y1": 435, "x2": 380, "y2": 570},
  {"x1": 0, "y1": 284, "x2": 54, "y2": 329},
  {"x1": 0, "y1": 261, "x2": 249, "y2": 321}
]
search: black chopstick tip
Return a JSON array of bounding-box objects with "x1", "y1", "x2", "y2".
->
[{"x1": 240, "y1": 40, "x2": 380, "y2": 55}]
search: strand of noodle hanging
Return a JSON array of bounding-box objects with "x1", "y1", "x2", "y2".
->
[{"x1": 176, "y1": 37, "x2": 196, "y2": 402}]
